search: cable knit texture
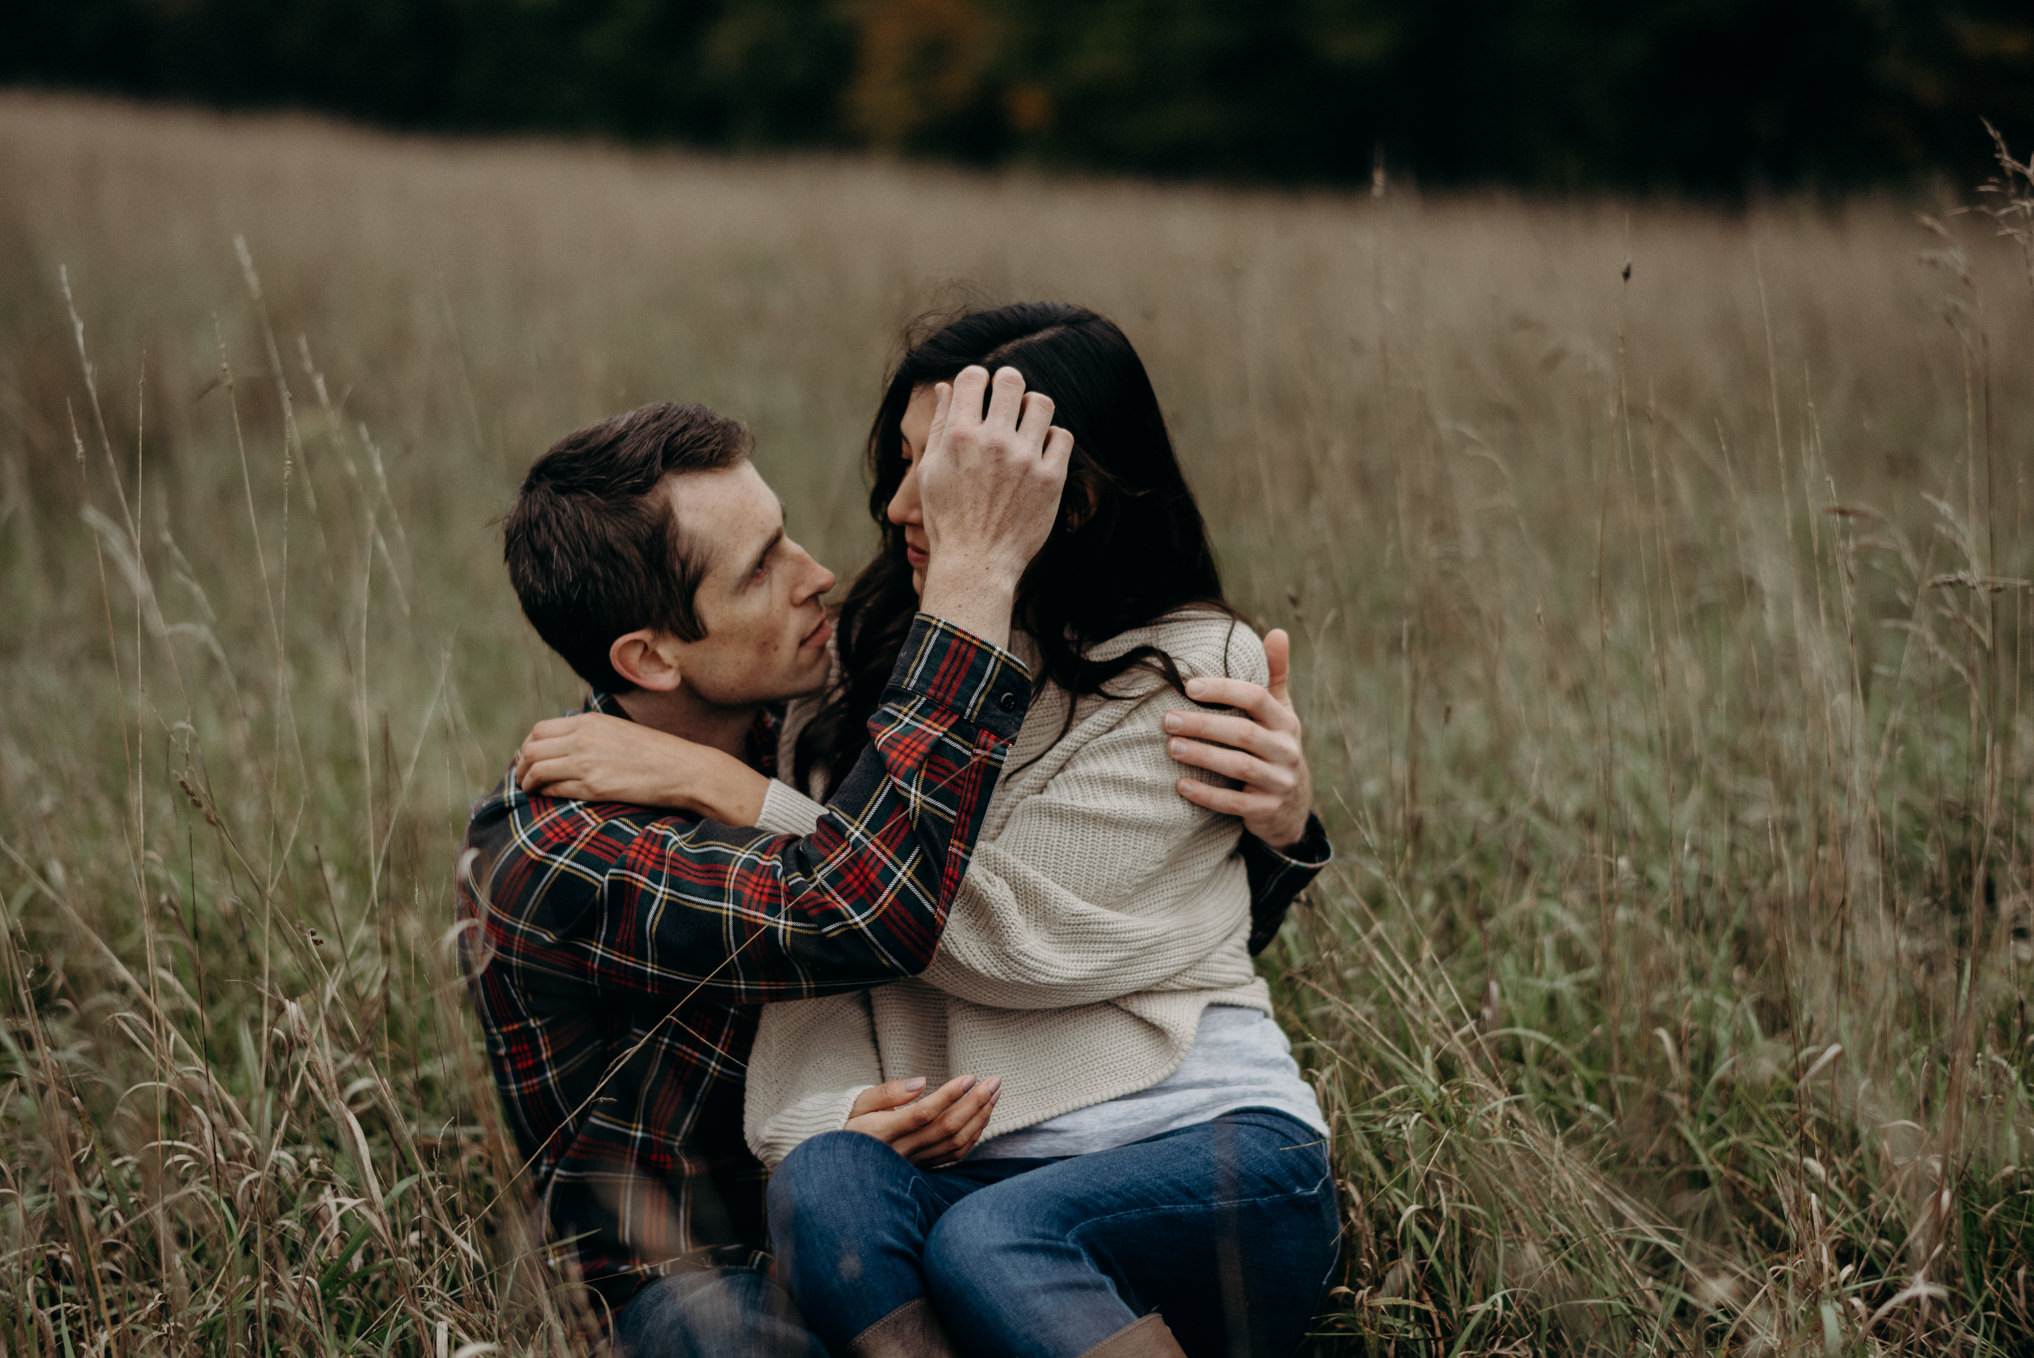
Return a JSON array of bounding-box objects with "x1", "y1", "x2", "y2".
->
[{"x1": 745, "y1": 612, "x2": 1271, "y2": 1168}]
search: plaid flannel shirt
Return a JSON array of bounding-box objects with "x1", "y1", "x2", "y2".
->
[
  {"x1": 1240, "y1": 812, "x2": 1332, "y2": 954},
  {"x1": 457, "y1": 615, "x2": 1031, "y2": 1326}
]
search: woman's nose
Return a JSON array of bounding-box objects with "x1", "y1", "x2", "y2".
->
[{"x1": 886, "y1": 465, "x2": 922, "y2": 526}]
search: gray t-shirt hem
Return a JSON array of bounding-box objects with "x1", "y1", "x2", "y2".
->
[{"x1": 974, "y1": 1004, "x2": 1329, "y2": 1160}]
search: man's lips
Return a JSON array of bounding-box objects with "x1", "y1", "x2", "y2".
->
[
  {"x1": 904, "y1": 540, "x2": 930, "y2": 567},
  {"x1": 800, "y1": 613, "x2": 832, "y2": 649}
]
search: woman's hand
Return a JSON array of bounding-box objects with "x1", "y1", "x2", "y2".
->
[
  {"x1": 515, "y1": 712, "x2": 771, "y2": 825},
  {"x1": 844, "y1": 1075, "x2": 1002, "y2": 1167},
  {"x1": 1164, "y1": 627, "x2": 1314, "y2": 850}
]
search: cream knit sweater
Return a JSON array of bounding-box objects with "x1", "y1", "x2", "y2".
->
[{"x1": 743, "y1": 612, "x2": 1271, "y2": 1169}]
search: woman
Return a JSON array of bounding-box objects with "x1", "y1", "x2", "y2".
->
[{"x1": 522, "y1": 304, "x2": 1338, "y2": 1358}]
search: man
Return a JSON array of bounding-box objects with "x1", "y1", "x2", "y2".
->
[{"x1": 459, "y1": 368, "x2": 1327, "y2": 1355}]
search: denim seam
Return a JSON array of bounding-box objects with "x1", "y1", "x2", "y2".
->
[{"x1": 1056, "y1": 1173, "x2": 1339, "y2": 1253}]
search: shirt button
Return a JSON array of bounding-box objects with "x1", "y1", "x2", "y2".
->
[{"x1": 998, "y1": 691, "x2": 1019, "y2": 713}]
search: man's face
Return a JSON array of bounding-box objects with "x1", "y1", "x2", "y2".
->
[{"x1": 662, "y1": 463, "x2": 837, "y2": 708}]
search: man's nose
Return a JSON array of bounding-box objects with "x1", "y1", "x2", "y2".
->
[{"x1": 791, "y1": 547, "x2": 835, "y2": 601}]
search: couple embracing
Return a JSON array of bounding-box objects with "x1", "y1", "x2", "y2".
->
[{"x1": 458, "y1": 303, "x2": 1340, "y2": 1358}]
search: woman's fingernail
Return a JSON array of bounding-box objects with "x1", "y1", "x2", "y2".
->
[
  {"x1": 903, "y1": 1076, "x2": 926, "y2": 1093},
  {"x1": 1168, "y1": 740, "x2": 1186, "y2": 756},
  {"x1": 1185, "y1": 678, "x2": 1208, "y2": 697},
  {"x1": 984, "y1": 1077, "x2": 1002, "y2": 1094},
  {"x1": 1163, "y1": 714, "x2": 1182, "y2": 732},
  {"x1": 958, "y1": 1074, "x2": 978, "y2": 1089}
]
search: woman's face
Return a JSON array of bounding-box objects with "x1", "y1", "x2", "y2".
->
[{"x1": 887, "y1": 383, "x2": 939, "y2": 597}]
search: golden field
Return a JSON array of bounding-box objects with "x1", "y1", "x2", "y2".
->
[{"x1": 0, "y1": 92, "x2": 2029, "y2": 1354}]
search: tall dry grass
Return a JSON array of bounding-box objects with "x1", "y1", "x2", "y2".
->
[{"x1": 0, "y1": 91, "x2": 2028, "y2": 1355}]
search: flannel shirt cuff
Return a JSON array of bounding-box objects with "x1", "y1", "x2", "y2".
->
[
  {"x1": 1243, "y1": 812, "x2": 1332, "y2": 955},
  {"x1": 1251, "y1": 812, "x2": 1332, "y2": 875},
  {"x1": 888, "y1": 613, "x2": 1033, "y2": 739}
]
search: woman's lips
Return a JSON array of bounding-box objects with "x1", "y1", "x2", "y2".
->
[{"x1": 800, "y1": 613, "x2": 832, "y2": 649}]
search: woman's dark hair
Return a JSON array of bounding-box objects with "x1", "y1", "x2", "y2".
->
[{"x1": 796, "y1": 301, "x2": 1235, "y2": 794}]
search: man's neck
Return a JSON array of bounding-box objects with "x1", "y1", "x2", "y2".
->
[{"x1": 614, "y1": 687, "x2": 760, "y2": 760}]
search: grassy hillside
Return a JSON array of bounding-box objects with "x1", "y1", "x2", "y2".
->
[{"x1": 0, "y1": 92, "x2": 2029, "y2": 1355}]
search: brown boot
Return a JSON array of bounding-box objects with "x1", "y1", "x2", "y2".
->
[
  {"x1": 845, "y1": 1297, "x2": 957, "y2": 1358},
  {"x1": 1075, "y1": 1314, "x2": 1189, "y2": 1358}
]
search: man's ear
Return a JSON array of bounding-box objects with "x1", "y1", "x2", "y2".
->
[{"x1": 609, "y1": 629, "x2": 684, "y2": 693}]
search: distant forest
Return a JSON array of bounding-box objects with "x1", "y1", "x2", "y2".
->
[{"x1": 12, "y1": 0, "x2": 2034, "y2": 193}]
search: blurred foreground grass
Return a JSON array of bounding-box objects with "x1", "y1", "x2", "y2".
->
[{"x1": 0, "y1": 93, "x2": 2030, "y2": 1355}]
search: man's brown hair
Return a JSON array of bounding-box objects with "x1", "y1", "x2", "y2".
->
[{"x1": 504, "y1": 402, "x2": 751, "y2": 693}]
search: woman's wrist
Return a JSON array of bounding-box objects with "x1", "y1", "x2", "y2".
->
[{"x1": 691, "y1": 748, "x2": 770, "y2": 826}]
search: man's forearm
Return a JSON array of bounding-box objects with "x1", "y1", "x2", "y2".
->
[
  {"x1": 575, "y1": 614, "x2": 1034, "y2": 1001},
  {"x1": 917, "y1": 558, "x2": 1022, "y2": 652}
]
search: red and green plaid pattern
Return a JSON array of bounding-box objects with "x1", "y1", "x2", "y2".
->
[{"x1": 457, "y1": 615, "x2": 1031, "y2": 1324}]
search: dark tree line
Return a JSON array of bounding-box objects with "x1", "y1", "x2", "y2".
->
[{"x1": 10, "y1": 0, "x2": 2032, "y2": 193}]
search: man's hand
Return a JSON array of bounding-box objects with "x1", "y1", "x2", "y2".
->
[
  {"x1": 515, "y1": 713, "x2": 771, "y2": 825},
  {"x1": 1165, "y1": 627, "x2": 1313, "y2": 849},
  {"x1": 916, "y1": 365, "x2": 1073, "y2": 649},
  {"x1": 844, "y1": 1074, "x2": 1002, "y2": 1167}
]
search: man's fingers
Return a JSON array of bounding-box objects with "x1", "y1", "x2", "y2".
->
[
  {"x1": 926, "y1": 381, "x2": 953, "y2": 453},
  {"x1": 983, "y1": 365, "x2": 1026, "y2": 431},
  {"x1": 1015, "y1": 390, "x2": 1055, "y2": 454},
  {"x1": 1164, "y1": 709, "x2": 1288, "y2": 759},
  {"x1": 1170, "y1": 740, "x2": 1288, "y2": 792},
  {"x1": 945, "y1": 367, "x2": 990, "y2": 436},
  {"x1": 1264, "y1": 628, "x2": 1292, "y2": 704},
  {"x1": 1176, "y1": 777, "x2": 1264, "y2": 818},
  {"x1": 1042, "y1": 425, "x2": 1074, "y2": 474},
  {"x1": 1182, "y1": 676, "x2": 1296, "y2": 730}
]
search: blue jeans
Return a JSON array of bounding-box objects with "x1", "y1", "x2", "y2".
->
[
  {"x1": 612, "y1": 1265, "x2": 828, "y2": 1358},
  {"x1": 768, "y1": 1110, "x2": 1339, "y2": 1358}
]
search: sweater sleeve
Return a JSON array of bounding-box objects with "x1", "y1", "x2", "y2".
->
[
  {"x1": 919, "y1": 680, "x2": 1252, "y2": 1010},
  {"x1": 756, "y1": 779, "x2": 827, "y2": 837},
  {"x1": 743, "y1": 991, "x2": 882, "y2": 1169}
]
